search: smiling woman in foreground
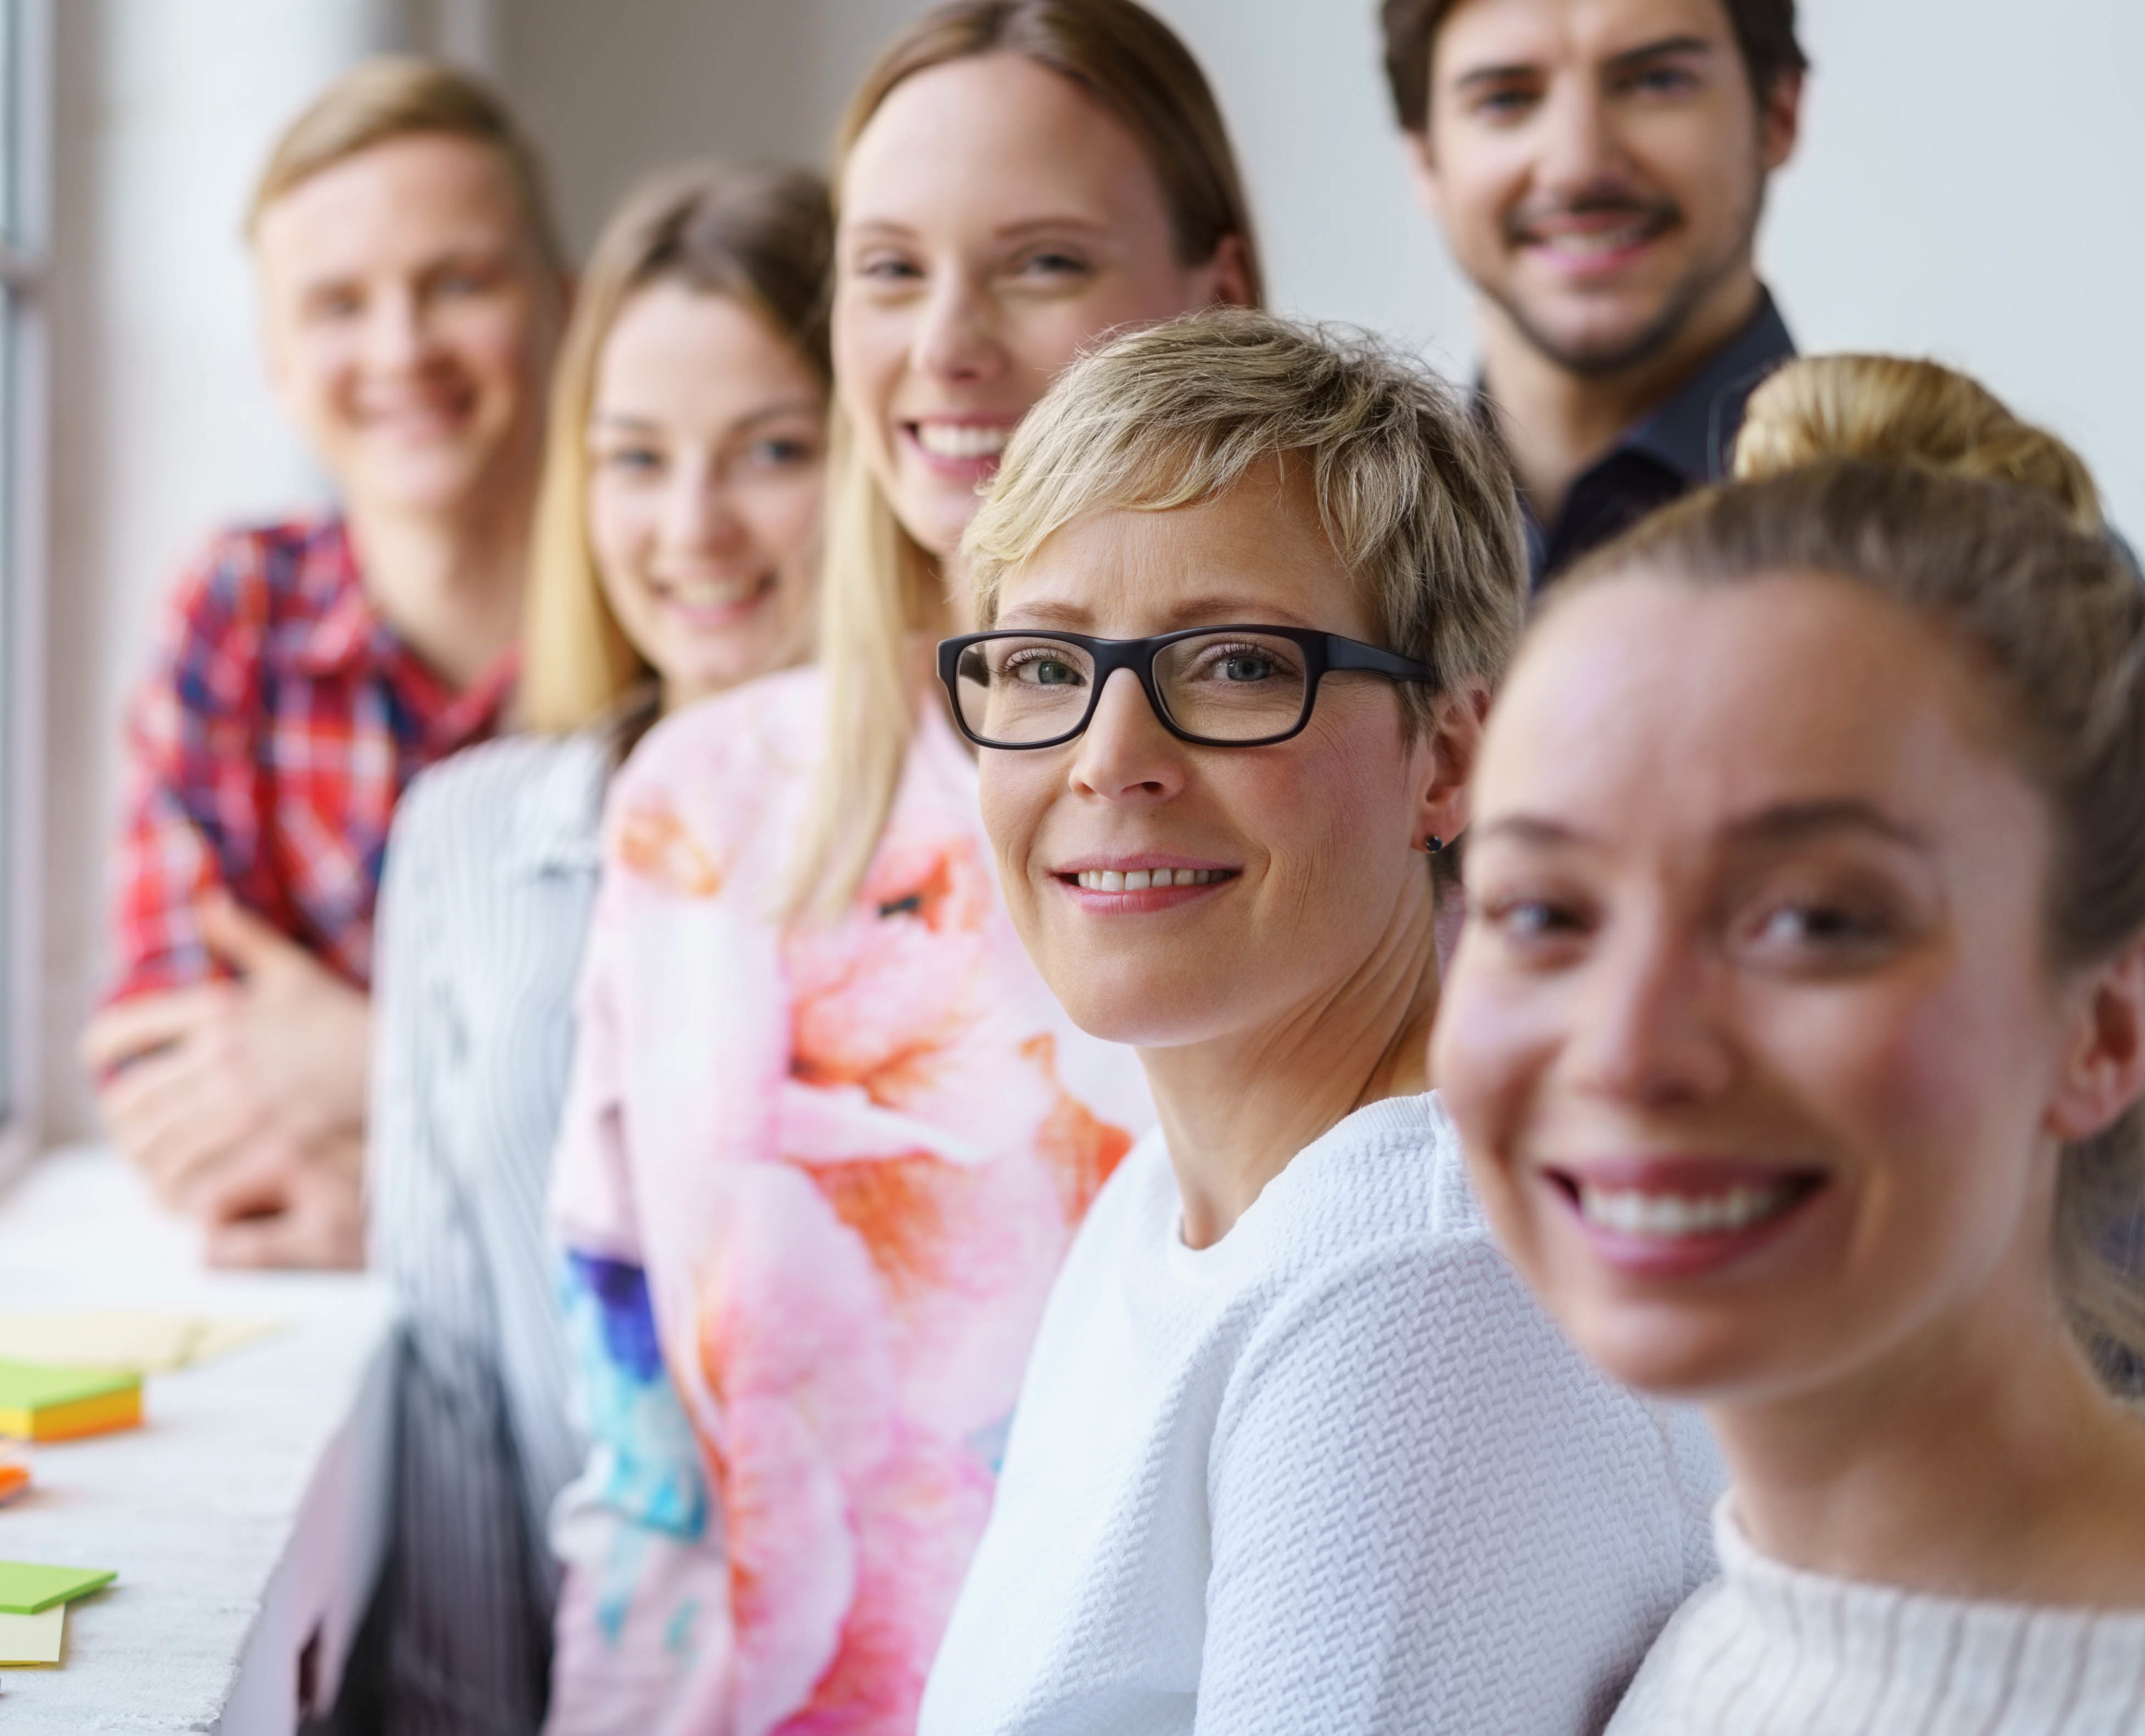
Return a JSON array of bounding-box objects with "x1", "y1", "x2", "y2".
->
[
  {"x1": 919, "y1": 311, "x2": 1721, "y2": 1736},
  {"x1": 1435, "y1": 443, "x2": 2145, "y2": 1730}
]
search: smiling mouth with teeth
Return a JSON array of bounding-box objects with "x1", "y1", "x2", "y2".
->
[
  {"x1": 1069, "y1": 868, "x2": 1231, "y2": 892},
  {"x1": 912, "y1": 423, "x2": 1012, "y2": 461},
  {"x1": 1577, "y1": 1182, "x2": 1806, "y2": 1238},
  {"x1": 653, "y1": 573, "x2": 777, "y2": 612}
]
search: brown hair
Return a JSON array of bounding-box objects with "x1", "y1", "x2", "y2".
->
[
  {"x1": 1735, "y1": 354, "x2": 2103, "y2": 533},
  {"x1": 965, "y1": 310, "x2": 1526, "y2": 727},
  {"x1": 1563, "y1": 462, "x2": 2145, "y2": 1377},
  {"x1": 1381, "y1": 0, "x2": 1809, "y2": 134},
  {"x1": 247, "y1": 55, "x2": 566, "y2": 275},
  {"x1": 789, "y1": 0, "x2": 1266, "y2": 921},
  {"x1": 520, "y1": 163, "x2": 834, "y2": 734}
]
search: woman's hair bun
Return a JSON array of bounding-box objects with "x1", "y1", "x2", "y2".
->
[{"x1": 1734, "y1": 354, "x2": 2104, "y2": 534}]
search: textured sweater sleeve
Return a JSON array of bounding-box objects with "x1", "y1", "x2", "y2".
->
[
  {"x1": 1198, "y1": 1236, "x2": 1690, "y2": 1736},
  {"x1": 369, "y1": 776, "x2": 553, "y2": 1735}
]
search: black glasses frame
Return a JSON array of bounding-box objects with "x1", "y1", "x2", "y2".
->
[{"x1": 937, "y1": 625, "x2": 1436, "y2": 751}]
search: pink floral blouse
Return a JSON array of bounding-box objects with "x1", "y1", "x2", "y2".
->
[{"x1": 546, "y1": 666, "x2": 1151, "y2": 1736}]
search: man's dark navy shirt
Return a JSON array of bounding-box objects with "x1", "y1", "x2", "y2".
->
[{"x1": 1514, "y1": 289, "x2": 1796, "y2": 586}]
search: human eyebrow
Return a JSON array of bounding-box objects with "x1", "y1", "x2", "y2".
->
[
  {"x1": 993, "y1": 596, "x2": 1326, "y2": 635},
  {"x1": 731, "y1": 400, "x2": 825, "y2": 432},
  {"x1": 1604, "y1": 34, "x2": 1717, "y2": 75},
  {"x1": 992, "y1": 217, "x2": 1113, "y2": 245},
  {"x1": 1450, "y1": 59, "x2": 1544, "y2": 94},
  {"x1": 1471, "y1": 814, "x2": 1592, "y2": 849},
  {"x1": 1723, "y1": 799, "x2": 1933, "y2": 853}
]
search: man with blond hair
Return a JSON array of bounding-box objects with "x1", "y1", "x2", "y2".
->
[{"x1": 81, "y1": 57, "x2": 567, "y2": 1268}]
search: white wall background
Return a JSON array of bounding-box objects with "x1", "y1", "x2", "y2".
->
[{"x1": 35, "y1": 0, "x2": 2145, "y2": 1137}]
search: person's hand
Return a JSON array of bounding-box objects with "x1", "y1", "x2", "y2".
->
[
  {"x1": 80, "y1": 892, "x2": 373, "y2": 1210},
  {"x1": 197, "y1": 1128, "x2": 366, "y2": 1271}
]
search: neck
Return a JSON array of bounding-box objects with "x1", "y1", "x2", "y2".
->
[
  {"x1": 1481, "y1": 268, "x2": 1764, "y2": 526},
  {"x1": 1711, "y1": 1242, "x2": 2145, "y2": 1604},
  {"x1": 1142, "y1": 889, "x2": 1439, "y2": 1250},
  {"x1": 343, "y1": 477, "x2": 535, "y2": 691}
]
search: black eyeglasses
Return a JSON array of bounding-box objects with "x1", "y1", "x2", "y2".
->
[{"x1": 937, "y1": 626, "x2": 1436, "y2": 750}]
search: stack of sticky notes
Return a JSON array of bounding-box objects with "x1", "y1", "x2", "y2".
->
[
  {"x1": 0, "y1": 1562, "x2": 116, "y2": 1666},
  {"x1": 0, "y1": 1311, "x2": 277, "y2": 1374},
  {"x1": 0, "y1": 1361, "x2": 142, "y2": 1441},
  {"x1": 0, "y1": 1449, "x2": 25, "y2": 1504}
]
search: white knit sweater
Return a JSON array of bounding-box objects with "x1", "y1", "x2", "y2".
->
[
  {"x1": 919, "y1": 1093, "x2": 1722, "y2": 1736},
  {"x1": 1609, "y1": 1500, "x2": 2145, "y2": 1733}
]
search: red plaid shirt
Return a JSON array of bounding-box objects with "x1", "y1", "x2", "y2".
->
[{"x1": 109, "y1": 516, "x2": 515, "y2": 1002}]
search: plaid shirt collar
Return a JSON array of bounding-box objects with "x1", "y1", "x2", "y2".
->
[{"x1": 286, "y1": 516, "x2": 519, "y2": 746}]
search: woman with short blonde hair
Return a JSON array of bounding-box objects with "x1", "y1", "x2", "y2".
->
[
  {"x1": 368, "y1": 160, "x2": 832, "y2": 1736},
  {"x1": 543, "y1": 4, "x2": 1263, "y2": 1730},
  {"x1": 926, "y1": 310, "x2": 1716, "y2": 1735}
]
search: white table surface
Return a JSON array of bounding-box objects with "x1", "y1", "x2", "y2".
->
[{"x1": 0, "y1": 1145, "x2": 398, "y2": 1733}]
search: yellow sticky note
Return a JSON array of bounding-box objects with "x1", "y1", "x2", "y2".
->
[
  {"x1": 0, "y1": 1313, "x2": 277, "y2": 1374},
  {"x1": 0, "y1": 1604, "x2": 63, "y2": 1666}
]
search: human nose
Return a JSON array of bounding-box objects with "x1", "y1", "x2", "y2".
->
[
  {"x1": 661, "y1": 458, "x2": 746, "y2": 558},
  {"x1": 911, "y1": 271, "x2": 1006, "y2": 383},
  {"x1": 1565, "y1": 914, "x2": 1735, "y2": 1109},
  {"x1": 1534, "y1": 77, "x2": 1622, "y2": 195},
  {"x1": 363, "y1": 282, "x2": 436, "y2": 374},
  {"x1": 1066, "y1": 668, "x2": 1185, "y2": 804}
]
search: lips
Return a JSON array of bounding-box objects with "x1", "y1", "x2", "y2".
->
[
  {"x1": 1539, "y1": 1158, "x2": 1827, "y2": 1278},
  {"x1": 1052, "y1": 855, "x2": 1241, "y2": 914},
  {"x1": 902, "y1": 418, "x2": 1018, "y2": 483},
  {"x1": 1509, "y1": 198, "x2": 1679, "y2": 277},
  {"x1": 649, "y1": 571, "x2": 779, "y2": 628}
]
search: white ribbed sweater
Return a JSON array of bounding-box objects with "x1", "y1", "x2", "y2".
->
[
  {"x1": 1610, "y1": 1501, "x2": 2145, "y2": 1734},
  {"x1": 920, "y1": 1093, "x2": 1722, "y2": 1736}
]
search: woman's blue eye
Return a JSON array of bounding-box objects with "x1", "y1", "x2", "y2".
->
[
  {"x1": 1031, "y1": 659, "x2": 1080, "y2": 686},
  {"x1": 1757, "y1": 904, "x2": 1883, "y2": 947},
  {"x1": 748, "y1": 437, "x2": 816, "y2": 467},
  {"x1": 1221, "y1": 654, "x2": 1276, "y2": 682},
  {"x1": 601, "y1": 448, "x2": 662, "y2": 473},
  {"x1": 1017, "y1": 250, "x2": 1090, "y2": 279}
]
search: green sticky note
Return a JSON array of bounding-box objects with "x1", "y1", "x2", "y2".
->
[{"x1": 0, "y1": 1562, "x2": 117, "y2": 1614}]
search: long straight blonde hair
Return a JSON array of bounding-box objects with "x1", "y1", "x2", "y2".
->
[
  {"x1": 519, "y1": 163, "x2": 833, "y2": 734},
  {"x1": 786, "y1": 0, "x2": 1266, "y2": 922}
]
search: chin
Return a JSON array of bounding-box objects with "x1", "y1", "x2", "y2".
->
[
  {"x1": 1040, "y1": 947, "x2": 1226, "y2": 1050},
  {"x1": 358, "y1": 454, "x2": 490, "y2": 515},
  {"x1": 1558, "y1": 1291, "x2": 1796, "y2": 1402}
]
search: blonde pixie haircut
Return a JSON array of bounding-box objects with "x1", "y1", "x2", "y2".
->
[
  {"x1": 519, "y1": 164, "x2": 833, "y2": 734},
  {"x1": 966, "y1": 310, "x2": 1528, "y2": 727},
  {"x1": 789, "y1": 0, "x2": 1265, "y2": 922},
  {"x1": 1735, "y1": 354, "x2": 2104, "y2": 533},
  {"x1": 247, "y1": 54, "x2": 566, "y2": 275}
]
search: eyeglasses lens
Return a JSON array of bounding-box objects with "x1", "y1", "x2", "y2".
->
[{"x1": 955, "y1": 633, "x2": 1310, "y2": 745}]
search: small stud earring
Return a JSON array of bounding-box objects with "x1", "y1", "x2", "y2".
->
[{"x1": 1424, "y1": 835, "x2": 1444, "y2": 855}]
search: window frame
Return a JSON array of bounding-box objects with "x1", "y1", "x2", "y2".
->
[{"x1": 0, "y1": 0, "x2": 52, "y2": 1182}]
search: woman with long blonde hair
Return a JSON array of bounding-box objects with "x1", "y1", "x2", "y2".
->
[
  {"x1": 368, "y1": 161, "x2": 832, "y2": 1736},
  {"x1": 542, "y1": 4, "x2": 1261, "y2": 1731}
]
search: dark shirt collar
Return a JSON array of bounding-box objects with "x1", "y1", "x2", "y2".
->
[
  {"x1": 1498, "y1": 287, "x2": 1796, "y2": 584},
  {"x1": 1620, "y1": 287, "x2": 1798, "y2": 487}
]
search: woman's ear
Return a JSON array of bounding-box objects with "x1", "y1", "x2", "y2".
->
[
  {"x1": 2048, "y1": 935, "x2": 2145, "y2": 1144},
  {"x1": 1414, "y1": 680, "x2": 1491, "y2": 853},
  {"x1": 1200, "y1": 234, "x2": 1256, "y2": 311}
]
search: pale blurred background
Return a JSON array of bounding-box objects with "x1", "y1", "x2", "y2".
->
[{"x1": 16, "y1": 0, "x2": 2145, "y2": 1143}]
